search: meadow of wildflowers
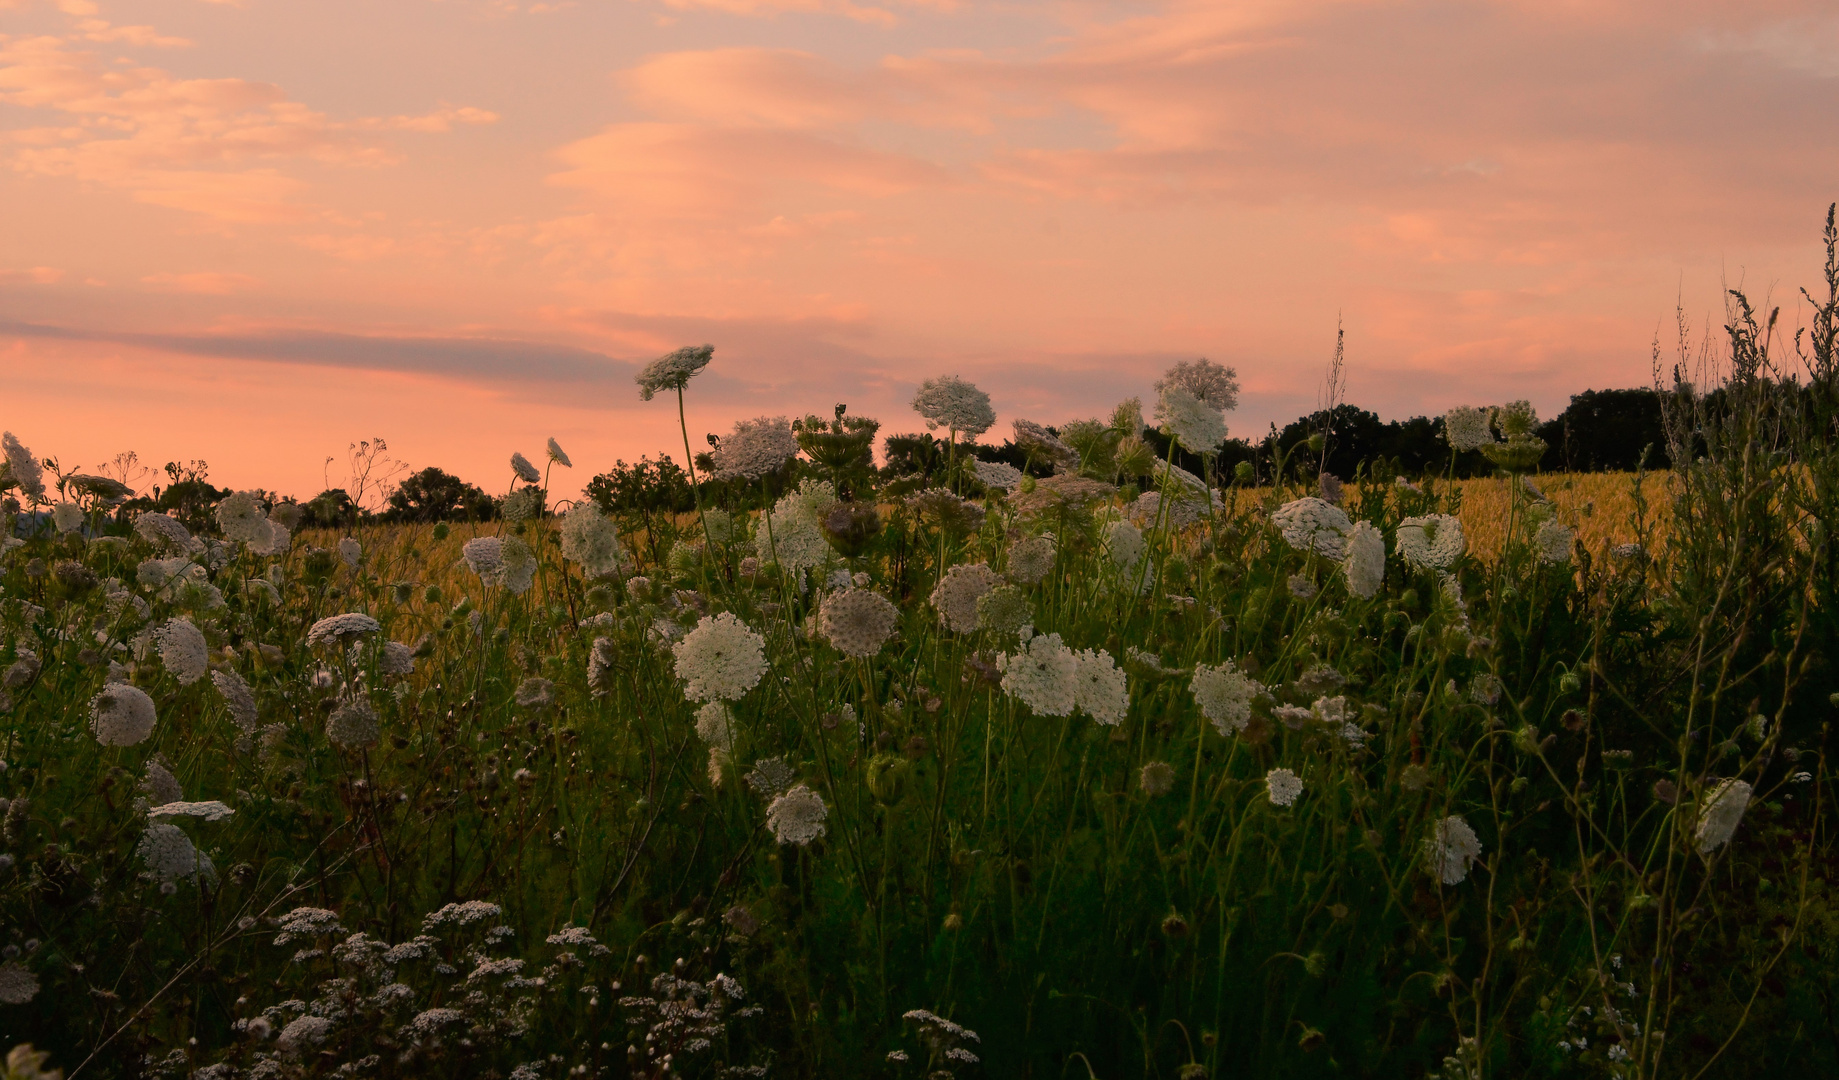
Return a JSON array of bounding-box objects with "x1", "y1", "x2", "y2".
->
[{"x1": 2, "y1": 221, "x2": 1839, "y2": 1080}]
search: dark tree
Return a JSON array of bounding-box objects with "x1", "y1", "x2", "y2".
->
[
  {"x1": 1537, "y1": 389, "x2": 1669, "y2": 471},
  {"x1": 386, "y1": 467, "x2": 496, "y2": 523}
]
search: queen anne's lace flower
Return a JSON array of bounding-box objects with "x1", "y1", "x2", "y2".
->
[
  {"x1": 713, "y1": 416, "x2": 800, "y2": 481},
  {"x1": 510, "y1": 452, "x2": 542, "y2": 484},
  {"x1": 763, "y1": 480, "x2": 835, "y2": 575},
  {"x1": 1191, "y1": 661, "x2": 1262, "y2": 736},
  {"x1": 134, "y1": 512, "x2": 196, "y2": 551},
  {"x1": 1012, "y1": 419, "x2": 1080, "y2": 473},
  {"x1": 1427, "y1": 815, "x2": 1483, "y2": 884},
  {"x1": 636, "y1": 344, "x2": 713, "y2": 400},
  {"x1": 912, "y1": 375, "x2": 996, "y2": 436},
  {"x1": 1139, "y1": 761, "x2": 1176, "y2": 796},
  {"x1": 1008, "y1": 536, "x2": 1056, "y2": 585},
  {"x1": 338, "y1": 537, "x2": 361, "y2": 569},
  {"x1": 1534, "y1": 518, "x2": 1574, "y2": 564},
  {"x1": 695, "y1": 702, "x2": 734, "y2": 751},
  {"x1": 155, "y1": 618, "x2": 209, "y2": 685},
  {"x1": 1695, "y1": 779, "x2": 1752, "y2": 853},
  {"x1": 143, "y1": 760, "x2": 182, "y2": 805},
  {"x1": 1272, "y1": 497, "x2": 1352, "y2": 560},
  {"x1": 92, "y1": 683, "x2": 157, "y2": 745},
  {"x1": 546, "y1": 437, "x2": 572, "y2": 467},
  {"x1": 0, "y1": 961, "x2": 39, "y2": 1005},
  {"x1": 326, "y1": 697, "x2": 380, "y2": 748},
  {"x1": 672, "y1": 613, "x2": 767, "y2": 703},
  {"x1": 307, "y1": 613, "x2": 381, "y2": 648},
  {"x1": 973, "y1": 459, "x2": 1023, "y2": 491},
  {"x1": 1, "y1": 432, "x2": 44, "y2": 502},
  {"x1": 380, "y1": 641, "x2": 415, "y2": 675},
  {"x1": 148, "y1": 800, "x2": 235, "y2": 822},
  {"x1": 765, "y1": 784, "x2": 828, "y2": 845},
  {"x1": 278, "y1": 1015, "x2": 334, "y2": 1058},
  {"x1": 819, "y1": 589, "x2": 900, "y2": 658},
  {"x1": 1342, "y1": 520, "x2": 1385, "y2": 598},
  {"x1": 211, "y1": 668, "x2": 259, "y2": 732},
  {"x1": 1396, "y1": 515, "x2": 1465, "y2": 570},
  {"x1": 1443, "y1": 406, "x2": 1494, "y2": 451},
  {"x1": 1106, "y1": 519, "x2": 1145, "y2": 573},
  {"x1": 930, "y1": 562, "x2": 1000, "y2": 633},
  {"x1": 1072, "y1": 648, "x2": 1128, "y2": 725},
  {"x1": 1156, "y1": 385, "x2": 1227, "y2": 453},
  {"x1": 500, "y1": 536, "x2": 537, "y2": 594},
  {"x1": 51, "y1": 501, "x2": 84, "y2": 534},
  {"x1": 558, "y1": 505, "x2": 627, "y2": 579},
  {"x1": 1156, "y1": 358, "x2": 1240, "y2": 412},
  {"x1": 139, "y1": 822, "x2": 213, "y2": 883},
  {"x1": 462, "y1": 536, "x2": 505, "y2": 583},
  {"x1": 215, "y1": 490, "x2": 268, "y2": 544},
  {"x1": 997, "y1": 632, "x2": 1079, "y2": 716},
  {"x1": 1266, "y1": 768, "x2": 1303, "y2": 807}
]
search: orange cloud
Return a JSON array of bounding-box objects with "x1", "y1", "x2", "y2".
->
[{"x1": 140, "y1": 270, "x2": 261, "y2": 294}]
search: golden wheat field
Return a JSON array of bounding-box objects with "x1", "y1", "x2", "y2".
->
[{"x1": 311, "y1": 471, "x2": 1660, "y2": 616}]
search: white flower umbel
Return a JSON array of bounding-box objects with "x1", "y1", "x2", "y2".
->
[
  {"x1": 215, "y1": 490, "x2": 269, "y2": 545},
  {"x1": 500, "y1": 536, "x2": 537, "y2": 595},
  {"x1": 1155, "y1": 385, "x2": 1227, "y2": 454},
  {"x1": 139, "y1": 821, "x2": 213, "y2": 884},
  {"x1": 763, "y1": 479, "x2": 835, "y2": 576},
  {"x1": 1427, "y1": 815, "x2": 1483, "y2": 884},
  {"x1": 912, "y1": 375, "x2": 996, "y2": 437},
  {"x1": 766, "y1": 784, "x2": 829, "y2": 845},
  {"x1": 1105, "y1": 519, "x2": 1145, "y2": 573},
  {"x1": 1342, "y1": 520, "x2": 1385, "y2": 599},
  {"x1": 1443, "y1": 406, "x2": 1494, "y2": 451},
  {"x1": 636, "y1": 344, "x2": 713, "y2": 400},
  {"x1": 1396, "y1": 515, "x2": 1466, "y2": 571},
  {"x1": 154, "y1": 618, "x2": 209, "y2": 685},
  {"x1": 52, "y1": 501, "x2": 84, "y2": 534},
  {"x1": 973, "y1": 459, "x2": 1023, "y2": 491},
  {"x1": 149, "y1": 800, "x2": 234, "y2": 822},
  {"x1": 92, "y1": 683, "x2": 157, "y2": 745},
  {"x1": 1695, "y1": 779, "x2": 1753, "y2": 853},
  {"x1": 1272, "y1": 497, "x2": 1352, "y2": 560},
  {"x1": 462, "y1": 536, "x2": 505, "y2": 584},
  {"x1": 672, "y1": 613, "x2": 767, "y2": 703},
  {"x1": 819, "y1": 589, "x2": 900, "y2": 658},
  {"x1": 997, "y1": 632, "x2": 1079, "y2": 716},
  {"x1": 1265, "y1": 768, "x2": 1303, "y2": 807},
  {"x1": 306, "y1": 613, "x2": 381, "y2": 648},
  {"x1": 511, "y1": 452, "x2": 542, "y2": 483},
  {"x1": 1191, "y1": 660, "x2": 1262, "y2": 736},
  {"x1": 546, "y1": 437, "x2": 572, "y2": 468},
  {"x1": 930, "y1": 562, "x2": 1000, "y2": 634},
  {"x1": 1534, "y1": 518, "x2": 1574, "y2": 564},
  {"x1": 1072, "y1": 648, "x2": 1128, "y2": 726},
  {"x1": 695, "y1": 702, "x2": 735, "y2": 752},
  {"x1": 1007, "y1": 535, "x2": 1056, "y2": 585},
  {"x1": 1, "y1": 432, "x2": 45, "y2": 502},
  {"x1": 712, "y1": 416, "x2": 799, "y2": 481},
  {"x1": 1155, "y1": 358, "x2": 1240, "y2": 412}
]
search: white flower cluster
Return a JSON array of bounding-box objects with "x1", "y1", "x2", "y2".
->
[
  {"x1": 1008, "y1": 535, "x2": 1056, "y2": 585},
  {"x1": 380, "y1": 640, "x2": 415, "y2": 675},
  {"x1": 1071, "y1": 648, "x2": 1129, "y2": 725},
  {"x1": 1534, "y1": 518, "x2": 1573, "y2": 564},
  {"x1": 1105, "y1": 519, "x2": 1145, "y2": 573},
  {"x1": 912, "y1": 375, "x2": 996, "y2": 436},
  {"x1": 52, "y1": 501, "x2": 83, "y2": 534},
  {"x1": 766, "y1": 784, "x2": 828, "y2": 845},
  {"x1": 462, "y1": 536, "x2": 505, "y2": 581},
  {"x1": 930, "y1": 562, "x2": 1000, "y2": 634},
  {"x1": 1443, "y1": 406, "x2": 1494, "y2": 451},
  {"x1": 1, "y1": 432, "x2": 45, "y2": 502},
  {"x1": 500, "y1": 536, "x2": 537, "y2": 594},
  {"x1": 91, "y1": 683, "x2": 157, "y2": 746},
  {"x1": 1695, "y1": 779, "x2": 1752, "y2": 853},
  {"x1": 819, "y1": 589, "x2": 900, "y2": 658},
  {"x1": 511, "y1": 451, "x2": 542, "y2": 483},
  {"x1": 560, "y1": 505, "x2": 626, "y2": 578},
  {"x1": 134, "y1": 512, "x2": 198, "y2": 552},
  {"x1": 1265, "y1": 768, "x2": 1303, "y2": 807},
  {"x1": 1342, "y1": 520, "x2": 1386, "y2": 598},
  {"x1": 547, "y1": 436, "x2": 572, "y2": 467},
  {"x1": 763, "y1": 479, "x2": 835, "y2": 575},
  {"x1": 1272, "y1": 497, "x2": 1353, "y2": 560},
  {"x1": 1427, "y1": 815, "x2": 1483, "y2": 884},
  {"x1": 1155, "y1": 358, "x2": 1240, "y2": 412},
  {"x1": 148, "y1": 800, "x2": 235, "y2": 822},
  {"x1": 1155, "y1": 385, "x2": 1227, "y2": 453},
  {"x1": 672, "y1": 613, "x2": 768, "y2": 703},
  {"x1": 695, "y1": 702, "x2": 734, "y2": 751},
  {"x1": 306, "y1": 612, "x2": 381, "y2": 648},
  {"x1": 713, "y1": 415, "x2": 800, "y2": 481},
  {"x1": 1012, "y1": 419, "x2": 1080, "y2": 473},
  {"x1": 1191, "y1": 660, "x2": 1263, "y2": 736},
  {"x1": 155, "y1": 618, "x2": 209, "y2": 685},
  {"x1": 997, "y1": 632, "x2": 1079, "y2": 716},
  {"x1": 636, "y1": 343, "x2": 713, "y2": 400},
  {"x1": 327, "y1": 697, "x2": 380, "y2": 749},
  {"x1": 212, "y1": 668, "x2": 259, "y2": 732},
  {"x1": 973, "y1": 459, "x2": 1023, "y2": 491},
  {"x1": 1396, "y1": 515, "x2": 1465, "y2": 570},
  {"x1": 139, "y1": 821, "x2": 214, "y2": 884}
]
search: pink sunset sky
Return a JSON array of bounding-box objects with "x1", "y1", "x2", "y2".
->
[{"x1": 3, "y1": 0, "x2": 1837, "y2": 500}]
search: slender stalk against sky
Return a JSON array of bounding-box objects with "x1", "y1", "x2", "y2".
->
[{"x1": 2, "y1": 0, "x2": 1836, "y2": 495}]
